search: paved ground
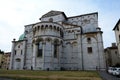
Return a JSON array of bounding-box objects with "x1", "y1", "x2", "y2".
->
[
  {"x1": 99, "y1": 71, "x2": 120, "y2": 80},
  {"x1": 0, "y1": 78, "x2": 14, "y2": 80}
]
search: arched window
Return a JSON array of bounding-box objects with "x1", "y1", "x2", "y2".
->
[
  {"x1": 60, "y1": 31, "x2": 64, "y2": 38},
  {"x1": 57, "y1": 27, "x2": 59, "y2": 31},
  {"x1": 46, "y1": 38, "x2": 51, "y2": 42},
  {"x1": 54, "y1": 26, "x2": 56, "y2": 30},
  {"x1": 49, "y1": 25, "x2": 52, "y2": 29},
  {"x1": 35, "y1": 27, "x2": 36, "y2": 31},
  {"x1": 41, "y1": 25, "x2": 44, "y2": 30},
  {"x1": 45, "y1": 25, "x2": 48, "y2": 29},
  {"x1": 37, "y1": 43, "x2": 43, "y2": 57},
  {"x1": 54, "y1": 40, "x2": 59, "y2": 58},
  {"x1": 87, "y1": 37, "x2": 91, "y2": 43},
  {"x1": 38, "y1": 26, "x2": 40, "y2": 30}
]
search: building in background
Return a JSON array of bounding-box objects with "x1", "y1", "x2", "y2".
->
[
  {"x1": 104, "y1": 43, "x2": 120, "y2": 68},
  {"x1": 0, "y1": 53, "x2": 3, "y2": 68},
  {"x1": 1, "y1": 52, "x2": 11, "y2": 69},
  {"x1": 9, "y1": 10, "x2": 106, "y2": 70},
  {"x1": 113, "y1": 19, "x2": 120, "y2": 56}
]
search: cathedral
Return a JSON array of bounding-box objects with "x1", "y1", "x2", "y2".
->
[{"x1": 9, "y1": 10, "x2": 106, "y2": 70}]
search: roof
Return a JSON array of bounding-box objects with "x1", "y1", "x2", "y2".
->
[
  {"x1": 24, "y1": 23, "x2": 35, "y2": 27},
  {"x1": 68, "y1": 12, "x2": 98, "y2": 19},
  {"x1": 19, "y1": 34, "x2": 25, "y2": 41},
  {"x1": 113, "y1": 19, "x2": 120, "y2": 30},
  {"x1": 41, "y1": 10, "x2": 67, "y2": 19},
  {"x1": 104, "y1": 46, "x2": 118, "y2": 51}
]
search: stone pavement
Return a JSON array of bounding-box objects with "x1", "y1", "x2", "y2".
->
[
  {"x1": 99, "y1": 71, "x2": 120, "y2": 80},
  {"x1": 0, "y1": 78, "x2": 13, "y2": 80}
]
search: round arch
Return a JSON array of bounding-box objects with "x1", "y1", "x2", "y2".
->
[
  {"x1": 45, "y1": 37, "x2": 52, "y2": 42},
  {"x1": 16, "y1": 58, "x2": 21, "y2": 62}
]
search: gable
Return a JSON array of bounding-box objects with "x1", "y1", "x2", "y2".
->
[
  {"x1": 113, "y1": 19, "x2": 120, "y2": 30},
  {"x1": 40, "y1": 10, "x2": 67, "y2": 22}
]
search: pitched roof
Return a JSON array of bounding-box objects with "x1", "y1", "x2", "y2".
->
[
  {"x1": 68, "y1": 12, "x2": 98, "y2": 19},
  {"x1": 113, "y1": 19, "x2": 120, "y2": 30},
  {"x1": 41, "y1": 10, "x2": 67, "y2": 19}
]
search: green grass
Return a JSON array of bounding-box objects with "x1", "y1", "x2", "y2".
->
[
  {"x1": 0, "y1": 70, "x2": 99, "y2": 77},
  {"x1": 13, "y1": 77, "x2": 91, "y2": 80},
  {"x1": 0, "y1": 70, "x2": 102, "y2": 80}
]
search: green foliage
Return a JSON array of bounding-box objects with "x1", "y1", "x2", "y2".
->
[
  {"x1": 114, "y1": 63, "x2": 120, "y2": 67},
  {"x1": 0, "y1": 49, "x2": 4, "y2": 54}
]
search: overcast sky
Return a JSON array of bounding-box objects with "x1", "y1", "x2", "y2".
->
[{"x1": 0, "y1": 0, "x2": 120, "y2": 52}]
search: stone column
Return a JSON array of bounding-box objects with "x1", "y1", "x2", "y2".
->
[
  {"x1": 9, "y1": 39, "x2": 16, "y2": 69},
  {"x1": 58, "y1": 42, "x2": 60, "y2": 70},
  {"x1": 50, "y1": 41, "x2": 54, "y2": 70},
  {"x1": 42, "y1": 42, "x2": 45, "y2": 70},
  {"x1": 22, "y1": 40, "x2": 27, "y2": 70}
]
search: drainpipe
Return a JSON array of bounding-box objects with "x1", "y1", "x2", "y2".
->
[
  {"x1": 80, "y1": 26, "x2": 84, "y2": 70},
  {"x1": 81, "y1": 35, "x2": 84, "y2": 70}
]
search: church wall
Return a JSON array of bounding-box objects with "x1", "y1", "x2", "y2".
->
[
  {"x1": 96, "y1": 32, "x2": 106, "y2": 70},
  {"x1": 24, "y1": 25, "x2": 33, "y2": 69},
  {"x1": 33, "y1": 37, "x2": 62, "y2": 70},
  {"x1": 64, "y1": 30, "x2": 75, "y2": 40},
  {"x1": 65, "y1": 43, "x2": 72, "y2": 69},
  {"x1": 12, "y1": 41, "x2": 26, "y2": 70},
  {"x1": 67, "y1": 13, "x2": 98, "y2": 33},
  {"x1": 82, "y1": 34, "x2": 100, "y2": 70},
  {"x1": 63, "y1": 24, "x2": 82, "y2": 70},
  {"x1": 25, "y1": 44, "x2": 33, "y2": 69},
  {"x1": 44, "y1": 42, "x2": 53, "y2": 70},
  {"x1": 63, "y1": 41, "x2": 79, "y2": 70}
]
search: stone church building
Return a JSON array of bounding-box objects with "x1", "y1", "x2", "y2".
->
[{"x1": 9, "y1": 10, "x2": 106, "y2": 70}]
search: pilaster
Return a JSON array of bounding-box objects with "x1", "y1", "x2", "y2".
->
[
  {"x1": 32, "y1": 43, "x2": 38, "y2": 70},
  {"x1": 42, "y1": 42, "x2": 45, "y2": 70},
  {"x1": 9, "y1": 39, "x2": 16, "y2": 69}
]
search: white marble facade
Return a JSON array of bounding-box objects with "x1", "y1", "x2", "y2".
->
[{"x1": 9, "y1": 10, "x2": 106, "y2": 70}]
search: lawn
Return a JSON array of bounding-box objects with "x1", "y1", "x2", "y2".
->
[{"x1": 0, "y1": 70, "x2": 102, "y2": 80}]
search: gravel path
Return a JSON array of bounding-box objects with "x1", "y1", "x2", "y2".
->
[
  {"x1": 99, "y1": 71, "x2": 120, "y2": 80},
  {"x1": 0, "y1": 78, "x2": 14, "y2": 80}
]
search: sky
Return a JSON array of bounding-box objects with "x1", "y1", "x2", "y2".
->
[{"x1": 0, "y1": 0, "x2": 120, "y2": 52}]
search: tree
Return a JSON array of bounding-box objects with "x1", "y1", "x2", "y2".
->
[
  {"x1": 0, "y1": 49, "x2": 4, "y2": 54},
  {"x1": 114, "y1": 63, "x2": 120, "y2": 67}
]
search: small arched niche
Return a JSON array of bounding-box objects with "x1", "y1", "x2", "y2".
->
[{"x1": 49, "y1": 18, "x2": 53, "y2": 22}]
